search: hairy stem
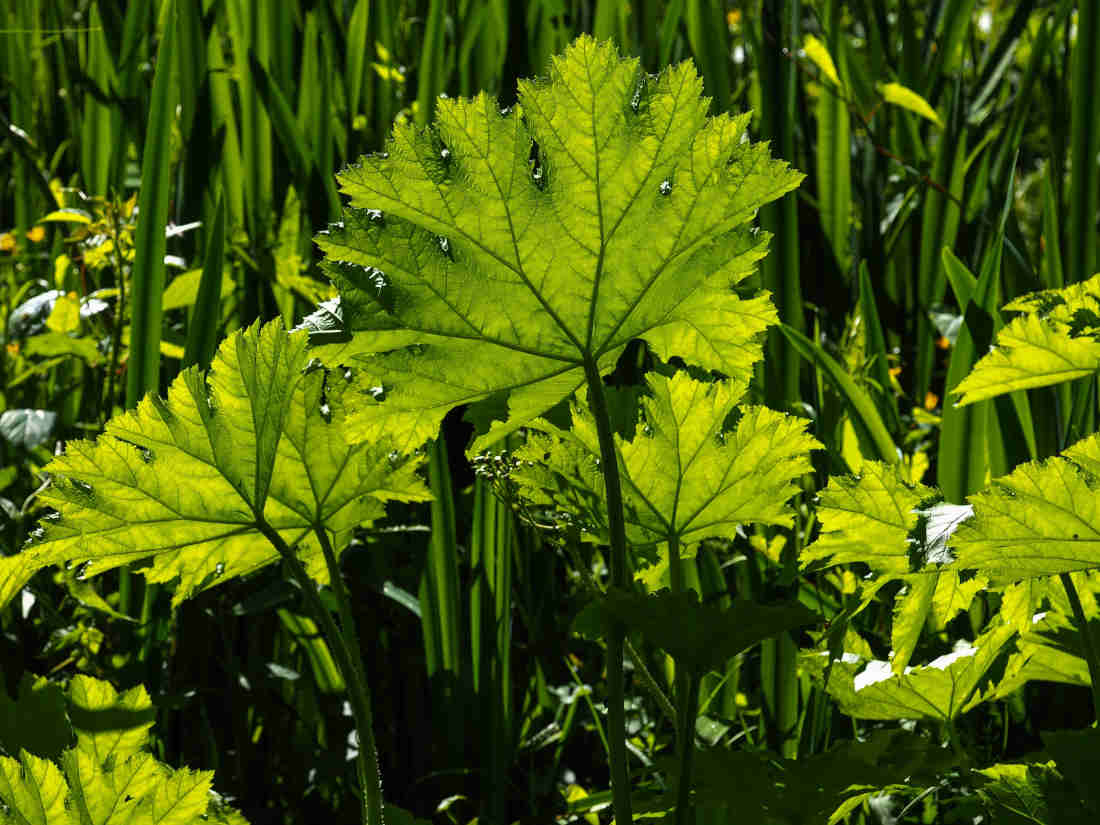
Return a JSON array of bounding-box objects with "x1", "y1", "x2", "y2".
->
[
  {"x1": 1059, "y1": 572, "x2": 1100, "y2": 722},
  {"x1": 582, "y1": 355, "x2": 633, "y2": 825},
  {"x1": 257, "y1": 519, "x2": 385, "y2": 825}
]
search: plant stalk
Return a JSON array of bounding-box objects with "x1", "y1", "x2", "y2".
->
[
  {"x1": 1059, "y1": 572, "x2": 1100, "y2": 722},
  {"x1": 667, "y1": 535, "x2": 700, "y2": 822},
  {"x1": 257, "y1": 519, "x2": 385, "y2": 825},
  {"x1": 582, "y1": 355, "x2": 634, "y2": 825},
  {"x1": 674, "y1": 672, "x2": 701, "y2": 824}
]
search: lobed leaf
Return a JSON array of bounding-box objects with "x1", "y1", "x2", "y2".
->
[
  {"x1": 952, "y1": 440, "x2": 1100, "y2": 583},
  {"x1": 0, "y1": 675, "x2": 246, "y2": 825},
  {"x1": 804, "y1": 623, "x2": 1016, "y2": 721},
  {"x1": 953, "y1": 272, "x2": 1100, "y2": 406},
  {"x1": 314, "y1": 36, "x2": 801, "y2": 451},
  {"x1": 512, "y1": 372, "x2": 820, "y2": 553},
  {"x1": 1, "y1": 320, "x2": 430, "y2": 609}
]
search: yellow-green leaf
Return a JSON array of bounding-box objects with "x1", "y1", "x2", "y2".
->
[
  {"x1": 315, "y1": 36, "x2": 802, "y2": 453},
  {"x1": 3, "y1": 321, "x2": 430, "y2": 609},
  {"x1": 804, "y1": 35, "x2": 840, "y2": 86},
  {"x1": 879, "y1": 82, "x2": 943, "y2": 128}
]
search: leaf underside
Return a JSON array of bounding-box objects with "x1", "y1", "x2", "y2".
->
[
  {"x1": 314, "y1": 35, "x2": 802, "y2": 452},
  {"x1": 0, "y1": 321, "x2": 429, "y2": 609},
  {"x1": 953, "y1": 272, "x2": 1100, "y2": 405},
  {"x1": 513, "y1": 371, "x2": 820, "y2": 554}
]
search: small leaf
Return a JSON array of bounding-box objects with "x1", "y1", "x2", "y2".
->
[
  {"x1": 513, "y1": 372, "x2": 820, "y2": 557},
  {"x1": 879, "y1": 82, "x2": 943, "y2": 127},
  {"x1": 804, "y1": 35, "x2": 841, "y2": 86},
  {"x1": 161, "y1": 268, "x2": 233, "y2": 311},
  {"x1": 37, "y1": 209, "x2": 92, "y2": 224},
  {"x1": 44, "y1": 293, "x2": 80, "y2": 334},
  {"x1": 801, "y1": 461, "x2": 933, "y2": 575}
]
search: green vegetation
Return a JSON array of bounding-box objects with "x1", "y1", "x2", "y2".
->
[{"x1": 3, "y1": 2, "x2": 1100, "y2": 824}]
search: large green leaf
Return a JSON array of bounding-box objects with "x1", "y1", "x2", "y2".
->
[
  {"x1": 953, "y1": 273, "x2": 1100, "y2": 406},
  {"x1": 801, "y1": 463, "x2": 987, "y2": 671},
  {"x1": 0, "y1": 321, "x2": 429, "y2": 609},
  {"x1": 803, "y1": 623, "x2": 1016, "y2": 721},
  {"x1": 512, "y1": 372, "x2": 819, "y2": 553},
  {"x1": 0, "y1": 675, "x2": 247, "y2": 825},
  {"x1": 952, "y1": 436, "x2": 1100, "y2": 583},
  {"x1": 800, "y1": 461, "x2": 936, "y2": 575},
  {"x1": 313, "y1": 36, "x2": 801, "y2": 451},
  {"x1": 977, "y1": 761, "x2": 1097, "y2": 825},
  {"x1": 0, "y1": 676, "x2": 70, "y2": 761}
]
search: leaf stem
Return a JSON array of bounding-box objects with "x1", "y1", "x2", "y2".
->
[
  {"x1": 582, "y1": 355, "x2": 634, "y2": 825},
  {"x1": 257, "y1": 519, "x2": 385, "y2": 825},
  {"x1": 668, "y1": 536, "x2": 699, "y2": 824},
  {"x1": 562, "y1": 542, "x2": 678, "y2": 726},
  {"x1": 674, "y1": 672, "x2": 700, "y2": 825},
  {"x1": 1059, "y1": 572, "x2": 1100, "y2": 722}
]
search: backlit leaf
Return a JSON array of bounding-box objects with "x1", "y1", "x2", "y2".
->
[
  {"x1": 314, "y1": 36, "x2": 801, "y2": 452},
  {"x1": 512, "y1": 372, "x2": 820, "y2": 554},
  {"x1": 952, "y1": 443, "x2": 1100, "y2": 583},
  {"x1": 1, "y1": 320, "x2": 429, "y2": 609},
  {"x1": 879, "y1": 82, "x2": 943, "y2": 128},
  {"x1": 804, "y1": 623, "x2": 1016, "y2": 721},
  {"x1": 953, "y1": 273, "x2": 1100, "y2": 406}
]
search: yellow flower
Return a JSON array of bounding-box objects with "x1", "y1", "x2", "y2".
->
[
  {"x1": 924, "y1": 391, "x2": 939, "y2": 411},
  {"x1": 0, "y1": 232, "x2": 14, "y2": 252},
  {"x1": 26, "y1": 225, "x2": 45, "y2": 243},
  {"x1": 727, "y1": 9, "x2": 742, "y2": 26},
  {"x1": 5, "y1": 341, "x2": 19, "y2": 357},
  {"x1": 936, "y1": 335, "x2": 950, "y2": 350},
  {"x1": 888, "y1": 366, "x2": 902, "y2": 378}
]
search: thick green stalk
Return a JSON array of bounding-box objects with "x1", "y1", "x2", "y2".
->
[
  {"x1": 256, "y1": 519, "x2": 384, "y2": 825},
  {"x1": 582, "y1": 356, "x2": 633, "y2": 825},
  {"x1": 1059, "y1": 572, "x2": 1100, "y2": 723}
]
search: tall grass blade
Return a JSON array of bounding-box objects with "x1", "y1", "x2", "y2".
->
[
  {"x1": 858, "y1": 261, "x2": 902, "y2": 433},
  {"x1": 1069, "y1": 0, "x2": 1100, "y2": 285},
  {"x1": 815, "y1": 0, "x2": 851, "y2": 276},
  {"x1": 780, "y1": 323, "x2": 898, "y2": 464},
  {"x1": 758, "y1": 0, "x2": 803, "y2": 410},
  {"x1": 415, "y1": 0, "x2": 448, "y2": 127},
  {"x1": 420, "y1": 434, "x2": 464, "y2": 765},
  {"x1": 914, "y1": 84, "x2": 967, "y2": 403},
  {"x1": 80, "y1": 3, "x2": 121, "y2": 197},
  {"x1": 939, "y1": 248, "x2": 994, "y2": 502},
  {"x1": 183, "y1": 195, "x2": 226, "y2": 371}
]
